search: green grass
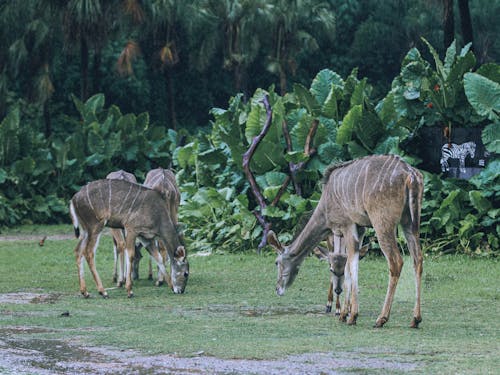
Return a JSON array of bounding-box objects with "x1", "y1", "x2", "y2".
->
[{"x1": 1, "y1": 226, "x2": 499, "y2": 373}]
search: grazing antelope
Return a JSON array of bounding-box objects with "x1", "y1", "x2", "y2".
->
[
  {"x1": 268, "y1": 154, "x2": 423, "y2": 328},
  {"x1": 314, "y1": 230, "x2": 369, "y2": 316},
  {"x1": 69, "y1": 179, "x2": 189, "y2": 298},
  {"x1": 105, "y1": 170, "x2": 141, "y2": 286},
  {"x1": 142, "y1": 168, "x2": 181, "y2": 284}
]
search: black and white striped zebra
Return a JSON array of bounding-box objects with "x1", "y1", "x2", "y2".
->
[{"x1": 440, "y1": 141, "x2": 476, "y2": 173}]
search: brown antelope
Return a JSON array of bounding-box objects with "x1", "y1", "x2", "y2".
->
[
  {"x1": 142, "y1": 168, "x2": 181, "y2": 284},
  {"x1": 69, "y1": 179, "x2": 189, "y2": 298},
  {"x1": 268, "y1": 154, "x2": 423, "y2": 328},
  {"x1": 105, "y1": 170, "x2": 141, "y2": 286},
  {"x1": 314, "y1": 230, "x2": 369, "y2": 315}
]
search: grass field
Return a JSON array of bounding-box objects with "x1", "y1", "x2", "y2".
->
[{"x1": 0, "y1": 225, "x2": 499, "y2": 374}]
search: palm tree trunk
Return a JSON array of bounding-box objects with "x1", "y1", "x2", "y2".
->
[
  {"x1": 443, "y1": 0, "x2": 455, "y2": 50},
  {"x1": 279, "y1": 67, "x2": 287, "y2": 96},
  {"x1": 80, "y1": 35, "x2": 89, "y2": 101},
  {"x1": 92, "y1": 50, "x2": 102, "y2": 94},
  {"x1": 457, "y1": 0, "x2": 474, "y2": 47},
  {"x1": 43, "y1": 101, "x2": 51, "y2": 138},
  {"x1": 165, "y1": 68, "x2": 177, "y2": 130}
]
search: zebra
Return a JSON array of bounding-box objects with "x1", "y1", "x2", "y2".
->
[{"x1": 440, "y1": 141, "x2": 476, "y2": 173}]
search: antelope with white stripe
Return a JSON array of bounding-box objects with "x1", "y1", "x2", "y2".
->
[
  {"x1": 268, "y1": 154, "x2": 423, "y2": 328},
  {"x1": 69, "y1": 179, "x2": 189, "y2": 298},
  {"x1": 105, "y1": 170, "x2": 141, "y2": 286},
  {"x1": 142, "y1": 168, "x2": 182, "y2": 285}
]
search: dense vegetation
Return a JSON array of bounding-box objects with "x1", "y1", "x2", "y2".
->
[{"x1": 0, "y1": 1, "x2": 498, "y2": 255}]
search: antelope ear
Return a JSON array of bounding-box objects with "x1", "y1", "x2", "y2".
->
[
  {"x1": 175, "y1": 223, "x2": 185, "y2": 235},
  {"x1": 312, "y1": 246, "x2": 329, "y2": 261},
  {"x1": 359, "y1": 244, "x2": 369, "y2": 259},
  {"x1": 174, "y1": 246, "x2": 186, "y2": 261},
  {"x1": 267, "y1": 230, "x2": 283, "y2": 254}
]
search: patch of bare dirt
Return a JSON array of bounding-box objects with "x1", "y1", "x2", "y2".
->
[
  {"x1": 0, "y1": 234, "x2": 74, "y2": 242},
  {"x1": 0, "y1": 292, "x2": 62, "y2": 305},
  {"x1": 0, "y1": 327, "x2": 417, "y2": 375}
]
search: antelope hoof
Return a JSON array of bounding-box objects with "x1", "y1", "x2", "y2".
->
[
  {"x1": 127, "y1": 291, "x2": 134, "y2": 298},
  {"x1": 339, "y1": 314, "x2": 347, "y2": 323},
  {"x1": 347, "y1": 315, "x2": 358, "y2": 326},
  {"x1": 148, "y1": 274, "x2": 153, "y2": 281},
  {"x1": 155, "y1": 280, "x2": 164, "y2": 287},
  {"x1": 99, "y1": 291, "x2": 109, "y2": 299},
  {"x1": 335, "y1": 311, "x2": 341, "y2": 317},
  {"x1": 81, "y1": 291, "x2": 90, "y2": 299},
  {"x1": 410, "y1": 316, "x2": 422, "y2": 329},
  {"x1": 325, "y1": 305, "x2": 332, "y2": 313},
  {"x1": 374, "y1": 317, "x2": 388, "y2": 328}
]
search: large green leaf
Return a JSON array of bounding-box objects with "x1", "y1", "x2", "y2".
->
[
  {"x1": 337, "y1": 104, "x2": 362, "y2": 145},
  {"x1": 136, "y1": 112, "x2": 150, "y2": 131},
  {"x1": 245, "y1": 102, "x2": 268, "y2": 144},
  {"x1": 290, "y1": 112, "x2": 315, "y2": 150},
  {"x1": 355, "y1": 109, "x2": 386, "y2": 151},
  {"x1": 322, "y1": 85, "x2": 338, "y2": 119},
  {"x1": 447, "y1": 51, "x2": 476, "y2": 84},
  {"x1": 481, "y1": 122, "x2": 500, "y2": 153},
  {"x1": 264, "y1": 171, "x2": 288, "y2": 187},
  {"x1": 85, "y1": 93, "x2": 105, "y2": 116},
  {"x1": 310, "y1": 69, "x2": 333, "y2": 105},
  {"x1": 310, "y1": 69, "x2": 344, "y2": 107},
  {"x1": 116, "y1": 113, "x2": 137, "y2": 135},
  {"x1": 293, "y1": 83, "x2": 321, "y2": 116},
  {"x1": 469, "y1": 190, "x2": 492, "y2": 214},
  {"x1": 13, "y1": 157, "x2": 35, "y2": 176},
  {"x1": 250, "y1": 139, "x2": 286, "y2": 174},
  {"x1": 464, "y1": 72, "x2": 500, "y2": 120},
  {"x1": 106, "y1": 130, "x2": 122, "y2": 158},
  {"x1": 402, "y1": 47, "x2": 423, "y2": 66},
  {"x1": 476, "y1": 63, "x2": 500, "y2": 84},
  {"x1": 373, "y1": 136, "x2": 401, "y2": 155},
  {"x1": 377, "y1": 93, "x2": 397, "y2": 127},
  {"x1": 317, "y1": 141, "x2": 343, "y2": 164},
  {"x1": 350, "y1": 78, "x2": 367, "y2": 106},
  {"x1": 443, "y1": 40, "x2": 457, "y2": 75},
  {"x1": 422, "y1": 37, "x2": 445, "y2": 80},
  {"x1": 285, "y1": 151, "x2": 309, "y2": 164},
  {"x1": 175, "y1": 142, "x2": 197, "y2": 169},
  {"x1": 87, "y1": 128, "x2": 105, "y2": 155},
  {"x1": 0, "y1": 107, "x2": 20, "y2": 164},
  {"x1": 347, "y1": 141, "x2": 369, "y2": 159}
]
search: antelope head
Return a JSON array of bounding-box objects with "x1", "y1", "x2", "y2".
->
[
  {"x1": 267, "y1": 231, "x2": 301, "y2": 296},
  {"x1": 170, "y1": 245, "x2": 189, "y2": 294}
]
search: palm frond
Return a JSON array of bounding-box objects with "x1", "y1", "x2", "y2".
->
[{"x1": 116, "y1": 40, "x2": 141, "y2": 76}]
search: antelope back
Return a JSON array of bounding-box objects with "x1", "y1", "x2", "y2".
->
[
  {"x1": 106, "y1": 170, "x2": 137, "y2": 183},
  {"x1": 144, "y1": 168, "x2": 180, "y2": 220},
  {"x1": 71, "y1": 179, "x2": 167, "y2": 231},
  {"x1": 323, "y1": 154, "x2": 422, "y2": 228}
]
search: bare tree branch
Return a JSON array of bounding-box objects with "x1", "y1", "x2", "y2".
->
[{"x1": 242, "y1": 94, "x2": 273, "y2": 252}]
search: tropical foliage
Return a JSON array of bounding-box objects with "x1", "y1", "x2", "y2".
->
[
  {"x1": 0, "y1": 1, "x2": 498, "y2": 256},
  {"x1": 171, "y1": 41, "x2": 499, "y2": 255}
]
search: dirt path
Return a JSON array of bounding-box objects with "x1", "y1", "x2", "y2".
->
[
  {"x1": 0, "y1": 327, "x2": 415, "y2": 374},
  {"x1": 0, "y1": 292, "x2": 416, "y2": 374},
  {"x1": 0, "y1": 233, "x2": 74, "y2": 242}
]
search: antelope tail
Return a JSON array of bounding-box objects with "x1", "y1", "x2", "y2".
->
[{"x1": 69, "y1": 200, "x2": 80, "y2": 238}]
